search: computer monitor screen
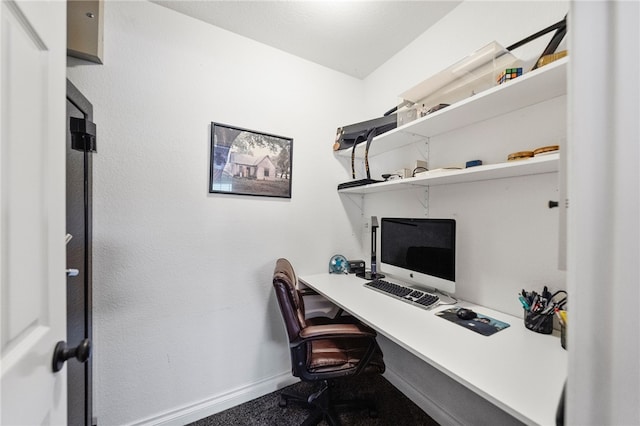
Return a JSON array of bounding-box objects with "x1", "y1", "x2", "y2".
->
[{"x1": 380, "y1": 218, "x2": 456, "y2": 294}]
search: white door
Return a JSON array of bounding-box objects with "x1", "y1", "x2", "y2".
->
[
  {"x1": 567, "y1": 2, "x2": 640, "y2": 425},
  {"x1": 1, "y1": 0, "x2": 67, "y2": 424}
]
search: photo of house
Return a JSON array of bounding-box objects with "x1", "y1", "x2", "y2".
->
[
  {"x1": 225, "y1": 153, "x2": 276, "y2": 181},
  {"x1": 210, "y1": 122, "x2": 293, "y2": 197}
]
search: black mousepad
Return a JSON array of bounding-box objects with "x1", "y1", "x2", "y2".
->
[{"x1": 436, "y1": 307, "x2": 510, "y2": 336}]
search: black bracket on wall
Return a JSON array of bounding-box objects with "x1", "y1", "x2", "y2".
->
[
  {"x1": 70, "y1": 117, "x2": 97, "y2": 152},
  {"x1": 506, "y1": 14, "x2": 568, "y2": 71}
]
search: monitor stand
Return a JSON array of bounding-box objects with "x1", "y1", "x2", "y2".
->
[
  {"x1": 356, "y1": 271, "x2": 385, "y2": 280},
  {"x1": 356, "y1": 216, "x2": 384, "y2": 281}
]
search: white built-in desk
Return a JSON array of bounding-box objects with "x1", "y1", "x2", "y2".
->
[{"x1": 300, "y1": 273, "x2": 567, "y2": 426}]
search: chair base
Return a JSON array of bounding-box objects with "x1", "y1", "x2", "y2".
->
[{"x1": 279, "y1": 380, "x2": 377, "y2": 426}]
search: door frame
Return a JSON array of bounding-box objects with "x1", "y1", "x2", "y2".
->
[{"x1": 66, "y1": 79, "x2": 95, "y2": 426}]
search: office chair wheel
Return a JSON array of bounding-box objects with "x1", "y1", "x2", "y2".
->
[{"x1": 278, "y1": 397, "x2": 287, "y2": 408}]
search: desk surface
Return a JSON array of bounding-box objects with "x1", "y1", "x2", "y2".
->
[{"x1": 300, "y1": 273, "x2": 567, "y2": 426}]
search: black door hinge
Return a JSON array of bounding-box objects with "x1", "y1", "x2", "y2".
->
[{"x1": 70, "y1": 117, "x2": 97, "y2": 152}]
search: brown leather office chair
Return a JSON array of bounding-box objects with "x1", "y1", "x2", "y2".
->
[{"x1": 272, "y1": 258, "x2": 385, "y2": 426}]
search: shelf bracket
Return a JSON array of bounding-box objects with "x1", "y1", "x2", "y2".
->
[
  {"x1": 424, "y1": 137, "x2": 430, "y2": 170},
  {"x1": 418, "y1": 187, "x2": 429, "y2": 216},
  {"x1": 340, "y1": 192, "x2": 365, "y2": 214}
]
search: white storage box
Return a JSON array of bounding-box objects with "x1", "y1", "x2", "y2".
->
[{"x1": 399, "y1": 41, "x2": 521, "y2": 121}]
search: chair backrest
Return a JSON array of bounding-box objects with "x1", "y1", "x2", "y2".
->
[{"x1": 273, "y1": 258, "x2": 307, "y2": 343}]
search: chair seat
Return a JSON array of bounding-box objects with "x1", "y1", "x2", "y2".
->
[{"x1": 308, "y1": 338, "x2": 385, "y2": 374}]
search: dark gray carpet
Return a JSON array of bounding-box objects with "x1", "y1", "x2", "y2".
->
[{"x1": 188, "y1": 375, "x2": 439, "y2": 426}]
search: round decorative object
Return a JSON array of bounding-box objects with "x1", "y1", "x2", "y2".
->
[
  {"x1": 533, "y1": 145, "x2": 559, "y2": 156},
  {"x1": 329, "y1": 254, "x2": 349, "y2": 274},
  {"x1": 507, "y1": 150, "x2": 534, "y2": 161}
]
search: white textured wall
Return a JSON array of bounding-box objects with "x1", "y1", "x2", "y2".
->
[{"x1": 67, "y1": 2, "x2": 365, "y2": 424}]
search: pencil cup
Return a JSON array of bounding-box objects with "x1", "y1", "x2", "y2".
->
[
  {"x1": 560, "y1": 323, "x2": 567, "y2": 349},
  {"x1": 524, "y1": 310, "x2": 554, "y2": 334}
]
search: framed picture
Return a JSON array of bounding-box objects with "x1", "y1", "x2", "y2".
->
[{"x1": 209, "y1": 122, "x2": 293, "y2": 198}]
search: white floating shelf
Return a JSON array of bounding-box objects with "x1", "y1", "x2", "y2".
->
[
  {"x1": 336, "y1": 57, "x2": 567, "y2": 159},
  {"x1": 338, "y1": 153, "x2": 559, "y2": 194}
]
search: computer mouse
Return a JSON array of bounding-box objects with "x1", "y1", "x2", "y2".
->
[{"x1": 457, "y1": 308, "x2": 477, "y2": 320}]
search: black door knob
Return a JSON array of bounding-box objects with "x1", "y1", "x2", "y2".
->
[{"x1": 52, "y1": 338, "x2": 91, "y2": 373}]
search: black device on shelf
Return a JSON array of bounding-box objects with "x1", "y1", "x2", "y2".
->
[
  {"x1": 337, "y1": 127, "x2": 383, "y2": 190},
  {"x1": 336, "y1": 112, "x2": 396, "y2": 190},
  {"x1": 347, "y1": 259, "x2": 365, "y2": 275},
  {"x1": 337, "y1": 178, "x2": 380, "y2": 190},
  {"x1": 333, "y1": 113, "x2": 397, "y2": 152}
]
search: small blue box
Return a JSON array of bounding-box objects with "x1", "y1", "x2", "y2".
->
[{"x1": 465, "y1": 159, "x2": 483, "y2": 168}]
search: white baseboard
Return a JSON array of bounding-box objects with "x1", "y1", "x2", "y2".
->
[
  {"x1": 126, "y1": 365, "x2": 467, "y2": 426},
  {"x1": 127, "y1": 372, "x2": 298, "y2": 426}
]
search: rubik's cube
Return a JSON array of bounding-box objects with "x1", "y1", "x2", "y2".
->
[{"x1": 497, "y1": 68, "x2": 523, "y2": 84}]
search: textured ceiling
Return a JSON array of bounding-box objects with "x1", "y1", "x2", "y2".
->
[{"x1": 152, "y1": 1, "x2": 461, "y2": 79}]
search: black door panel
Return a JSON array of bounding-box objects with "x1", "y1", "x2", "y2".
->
[{"x1": 66, "y1": 80, "x2": 94, "y2": 426}]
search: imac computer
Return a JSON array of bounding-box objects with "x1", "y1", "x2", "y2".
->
[{"x1": 380, "y1": 218, "x2": 456, "y2": 294}]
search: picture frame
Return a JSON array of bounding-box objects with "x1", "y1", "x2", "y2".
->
[{"x1": 209, "y1": 122, "x2": 293, "y2": 198}]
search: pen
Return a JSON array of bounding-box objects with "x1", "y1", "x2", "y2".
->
[
  {"x1": 541, "y1": 303, "x2": 555, "y2": 315},
  {"x1": 531, "y1": 294, "x2": 540, "y2": 312},
  {"x1": 518, "y1": 295, "x2": 531, "y2": 311}
]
